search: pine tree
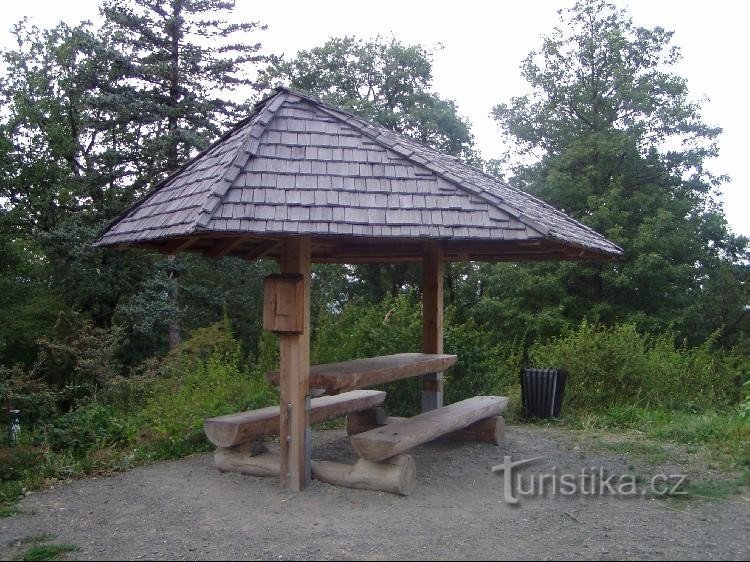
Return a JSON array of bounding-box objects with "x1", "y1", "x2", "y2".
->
[
  {"x1": 102, "y1": 0, "x2": 273, "y2": 348},
  {"x1": 102, "y1": 0, "x2": 272, "y2": 179}
]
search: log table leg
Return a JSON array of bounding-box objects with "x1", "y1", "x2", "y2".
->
[{"x1": 421, "y1": 243, "x2": 444, "y2": 411}]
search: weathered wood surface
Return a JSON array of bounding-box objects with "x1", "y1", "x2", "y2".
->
[
  {"x1": 266, "y1": 353, "x2": 457, "y2": 395},
  {"x1": 204, "y1": 390, "x2": 386, "y2": 448},
  {"x1": 215, "y1": 442, "x2": 277, "y2": 477},
  {"x1": 421, "y1": 244, "x2": 444, "y2": 411},
  {"x1": 278, "y1": 236, "x2": 311, "y2": 491},
  {"x1": 214, "y1": 445, "x2": 416, "y2": 496},
  {"x1": 350, "y1": 396, "x2": 509, "y2": 462},
  {"x1": 346, "y1": 407, "x2": 389, "y2": 436},
  {"x1": 347, "y1": 409, "x2": 506, "y2": 445}
]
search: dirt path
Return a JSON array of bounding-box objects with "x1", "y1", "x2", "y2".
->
[{"x1": 1, "y1": 425, "x2": 748, "y2": 561}]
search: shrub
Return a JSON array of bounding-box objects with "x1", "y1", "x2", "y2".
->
[
  {"x1": 135, "y1": 321, "x2": 277, "y2": 439},
  {"x1": 740, "y1": 381, "x2": 750, "y2": 420},
  {"x1": 0, "y1": 446, "x2": 44, "y2": 481},
  {"x1": 43, "y1": 404, "x2": 128, "y2": 455},
  {"x1": 529, "y1": 321, "x2": 746, "y2": 414},
  {"x1": 0, "y1": 366, "x2": 62, "y2": 429}
]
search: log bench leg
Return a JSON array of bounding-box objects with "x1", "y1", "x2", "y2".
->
[
  {"x1": 214, "y1": 443, "x2": 416, "y2": 496},
  {"x1": 215, "y1": 441, "x2": 278, "y2": 476},
  {"x1": 347, "y1": 409, "x2": 506, "y2": 446}
]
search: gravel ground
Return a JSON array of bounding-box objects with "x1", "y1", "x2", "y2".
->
[{"x1": 1, "y1": 425, "x2": 748, "y2": 561}]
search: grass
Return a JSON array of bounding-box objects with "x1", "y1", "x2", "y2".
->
[
  {"x1": 593, "y1": 440, "x2": 670, "y2": 465},
  {"x1": 670, "y1": 470, "x2": 750, "y2": 502},
  {"x1": 557, "y1": 406, "x2": 750, "y2": 501},
  {"x1": 17, "y1": 543, "x2": 78, "y2": 561},
  {"x1": 6, "y1": 534, "x2": 78, "y2": 562},
  {"x1": 0, "y1": 504, "x2": 24, "y2": 518},
  {"x1": 0, "y1": 431, "x2": 217, "y2": 518}
]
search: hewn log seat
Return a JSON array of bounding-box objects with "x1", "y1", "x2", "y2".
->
[
  {"x1": 204, "y1": 389, "x2": 386, "y2": 448},
  {"x1": 350, "y1": 396, "x2": 509, "y2": 462},
  {"x1": 347, "y1": 408, "x2": 506, "y2": 446},
  {"x1": 265, "y1": 353, "x2": 457, "y2": 395}
]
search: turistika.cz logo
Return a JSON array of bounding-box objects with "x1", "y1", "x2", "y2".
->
[{"x1": 491, "y1": 456, "x2": 687, "y2": 504}]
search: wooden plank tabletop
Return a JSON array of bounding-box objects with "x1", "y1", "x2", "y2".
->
[{"x1": 265, "y1": 353, "x2": 457, "y2": 394}]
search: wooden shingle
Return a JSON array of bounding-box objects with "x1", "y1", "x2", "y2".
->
[{"x1": 94, "y1": 87, "x2": 623, "y2": 261}]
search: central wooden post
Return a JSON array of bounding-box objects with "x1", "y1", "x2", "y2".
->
[
  {"x1": 279, "y1": 236, "x2": 312, "y2": 491},
  {"x1": 421, "y1": 243, "x2": 444, "y2": 411}
]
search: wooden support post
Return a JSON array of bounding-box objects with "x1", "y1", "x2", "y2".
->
[
  {"x1": 421, "y1": 243, "x2": 444, "y2": 411},
  {"x1": 278, "y1": 236, "x2": 312, "y2": 491}
]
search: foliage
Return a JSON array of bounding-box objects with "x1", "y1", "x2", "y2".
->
[
  {"x1": 0, "y1": 447, "x2": 44, "y2": 482},
  {"x1": 101, "y1": 0, "x2": 273, "y2": 177},
  {"x1": 32, "y1": 312, "x2": 121, "y2": 390},
  {"x1": 0, "y1": 226, "x2": 69, "y2": 367},
  {"x1": 491, "y1": 0, "x2": 749, "y2": 343},
  {"x1": 0, "y1": 367, "x2": 61, "y2": 428},
  {"x1": 43, "y1": 404, "x2": 128, "y2": 455},
  {"x1": 135, "y1": 320, "x2": 277, "y2": 440},
  {"x1": 0, "y1": 20, "x2": 153, "y2": 339},
  {"x1": 529, "y1": 321, "x2": 746, "y2": 413},
  {"x1": 740, "y1": 381, "x2": 750, "y2": 420},
  {"x1": 312, "y1": 295, "x2": 524, "y2": 415},
  {"x1": 0, "y1": 320, "x2": 277, "y2": 515}
]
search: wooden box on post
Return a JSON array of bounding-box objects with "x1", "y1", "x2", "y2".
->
[{"x1": 263, "y1": 274, "x2": 304, "y2": 334}]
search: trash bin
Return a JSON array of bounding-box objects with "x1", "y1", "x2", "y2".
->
[{"x1": 520, "y1": 368, "x2": 567, "y2": 419}]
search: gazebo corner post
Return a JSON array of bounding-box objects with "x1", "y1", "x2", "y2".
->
[
  {"x1": 421, "y1": 242, "x2": 444, "y2": 412},
  {"x1": 278, "y1": 236, "x2": 312, "y2": 491}
]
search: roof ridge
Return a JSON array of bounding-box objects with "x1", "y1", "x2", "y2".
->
[
  {"x1": 279, "y1": 86, "x2": 621, "y2": 252},
  {"x1": 287, "y1": 88, "x2": 550, "y2": 237},
  {"x1": 193, "y1": 90, "x2": 290, "y2": 229},
  {"x1": 93, "y1": 92, "x2": 281, "y2": 245},
  {"x1": 275, "y1": 86, "x2": 477, "y2": 167}
]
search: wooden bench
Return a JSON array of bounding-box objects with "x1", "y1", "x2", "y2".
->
[
  {"x1": 347, "y1": 408, "x2": 506, "y2": 446},
  {"x1": 265, "y1": 353, "x2": 457, "y2": 395},
  {"x1": 204, "y1": 389, "x2": 386, "y2": 448},
  {"x1": 206, "y1": 389, "x2": 418, "y2": 495},
  {"x1": 350, "y1": 396, "x2": 509, "y2": 462}
]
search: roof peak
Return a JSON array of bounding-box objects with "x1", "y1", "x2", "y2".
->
[{"x1": 94, "y1": 87, "x2": 622, "y2": 261}]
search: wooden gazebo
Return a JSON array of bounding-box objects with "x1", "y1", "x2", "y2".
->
[{"x1": 95, "y1": 88, "x2": 622, "y2": 493}]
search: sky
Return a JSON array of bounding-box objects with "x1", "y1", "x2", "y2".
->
[{"x1": 1, "y1": 0, "x2": 748, "y2": 237}]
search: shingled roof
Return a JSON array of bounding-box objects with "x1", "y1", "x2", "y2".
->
[{"x1": 94, "y1": 87, "x2": 623, "y2": 262}]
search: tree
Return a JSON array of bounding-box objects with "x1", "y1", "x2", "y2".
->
[
  {"x1": 102, "y1": 0, "x2": 272, "y2": 179},
  {"x1": 101, "y1": 0, "x2": 274, "y2": 347},
  {"x1": 0, "y1": 20, "x2": 152, "y2": 331},
  {"x1": 489, "y1": 0, "x2": 748, "y2": 342}
]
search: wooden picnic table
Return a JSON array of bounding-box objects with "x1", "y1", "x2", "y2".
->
[{"x1": 265, "y1": 353, "x2": 457, "y2": 395}]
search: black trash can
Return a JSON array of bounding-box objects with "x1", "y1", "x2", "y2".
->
[{"x1": 520, "y1": 368, "x2": 567, "y2": 419}]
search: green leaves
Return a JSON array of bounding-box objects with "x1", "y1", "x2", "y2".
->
[{"x1": 490, "y1": 0, "x2": 748, "y2": 344}]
